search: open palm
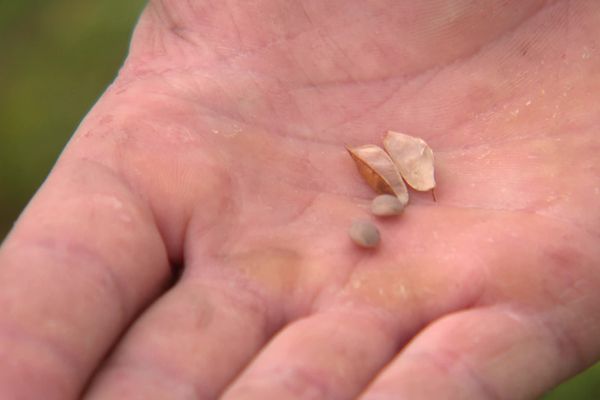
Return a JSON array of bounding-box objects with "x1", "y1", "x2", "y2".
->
[{"x1": 1, "y1": 1, "x2": 599, "y2": 399}]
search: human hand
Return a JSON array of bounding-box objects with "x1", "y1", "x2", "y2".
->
[{"x1": 1, "y1": 1, "x2": 599, "y2": 399}]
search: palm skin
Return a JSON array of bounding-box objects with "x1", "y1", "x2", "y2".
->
[{"x1": 1, "y1": 0, "x2": 599, "y2": 399}]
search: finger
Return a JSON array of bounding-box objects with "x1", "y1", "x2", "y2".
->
[
  {"x1": 83, "y1": 266, "x2": 284, "y2": 399},
  {"x1": 0, "y1": 157, "x2": 170, "y2": 399},
  {"x1": 220, "y1": 307, "x2": 404, "y2": 400},
  {"x1": 360, "y1": 306, "x2": 591, "y2": 400}
]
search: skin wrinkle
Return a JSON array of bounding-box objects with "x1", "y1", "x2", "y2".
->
[
  {"x1": 68, "y1": 156, "x2": 157, "y2": 227},
  {"x1": 260, "y1": 365, "x2": 331, "y2": 398},
  {"x1": 208, "y1": 299, "x2": 288, "y2": 397},
  {"x1": 277, "y1": 191, "x2": 321, "y2": 230},
  {"x1": 243, "y1": 68, "x2": 281, "y2": 122},
  {"x1": 540, "y1": 250, "x2": 600, "y2": 364},
  {"x1": 20, "y1": 236, "x2": 131, "y2": 326},
  {"x1": 315, "y1": 3, "x2": 573, "y2": 143},
  {"x1": 152, "y1": 0, "x2": 197, "y2": 47},
  {"x1": 43, "y1": 154, "x2": 173, "y2": 290},
  {"x1": 480, "y1": 233, "x2": 596, "y2": 312},
  {"x1": 273, "y1": 0, "x2": 549, "y2": 87},
  {"x1": 99, "y1": 358, "x2": 213, "y2": 400},
  {"x1": 542, "y1": 250, "x2": 600, "y2": 317},
  {"x1": 432, "y1": 130, "x2": 579, "y2": 153},
  {"x1": 297, "y1": 314, "x2": 399, "y2": 398},
  {"x1": 223, "y1": 0, "x2": 244, "y2": 49},
  {"x1": 302, "y1": 1, "x2": 544, "y2": 86},
  {"x1": 60, "y1": 150, "x2": 179, "y2": 295},
  {"x1": 533, "y1": 207, "x2": 600, "y2": 240},
  {"x1": 192, "y1": 177, "x2": 241, "y2": 259},
  {"x1": 494, "y1": 305, "x2": 586, "y2": 395},
  {"x1": 429, "y1": 347, "x2": 503, "y2": 400},
  {"x1": 0, "y1": 324, "x2": 77, "y2": 399},
  {"x1": 363, "y1": 342, "x2": 495, "y2": 400},
  {"x1": 430, "y1": 202, "x2": 600, "y2": 240},
  {"x1": 185, "y1": 182, "x2": 238, "y2": 258},
  {"x1": 180, "y1": 275, "x2": 275, "y2": 331},
  {"x1": 314, "y1": 77, "x2": 423, "y2": 135},
  {"x1": 224, "y1": 303, "x2": 406, "y2": 399},
  {"x1": 313, "y1": 306, "x2": 417, "y2": 352},
  {"x1": 92, "y1": 98, "x2": 232, "y2": 261},
  {"x1": 176, "y1": 281, "x2": 285, "y2": 396},
  {"x1": 406, "y1": 306, "x2": 549, "y2": 400},
  {"x1": 143, "y1": 1, "x2": 361, "y2": 75},
  {"x1": 429, "y1": 89, "x2": 571, "y2": 153},
  {"x1": 113, "y1": 80, "x2": 261, "y2": 142},
  {"x1": 117, "y1": 2, "x2": 568, "y2": 153},
  {"x1": 136, "y1": 1, "x2": 551, "y2": 89},
  {"x1": 8, "y1": 172, "x2": 159, "y2": 328},
  {"x1": 119, "y1": 4, "x2": 577, "y2": 151},
  {"x1": 137, "y1": 70, "x2": 418, "y2": 146},
  {"x1": 110, "y1": 135, "x2": 187, "y2": 260},
  {"x1": 286, "y1": 70, "x2": 442, "y2": 145},
  {"x1": 313, "y1": 26, "x2": 356, "y2": 84},
  {"x1": 95, "y1": 276, "x2": 278, "y2": 399},
  {"x1": 431, "y1": 132, "x2": 598, "y2": 237},
  {"x1": 330, "y1": 256, "x2": 485, "y2": 341},
  {"x1": 362, "y1": 309, "x2": 541, "y2": 400},
  {"x1": 144, "y1": 3, "x2": 172, "y2": 59},
  {"x1": 537, "y1": 312, "x2": 587, "y2": 372},
  {"x1": 0, "y1": 320, "x2": 84, "y2": 391},
  {"x1": 134, "y1": 79, "x2": 232, "y2": 118}
]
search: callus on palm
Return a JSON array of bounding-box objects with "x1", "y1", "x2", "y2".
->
[{"x1": 383, "y1": 131, "x2": 436, "y2": 191}]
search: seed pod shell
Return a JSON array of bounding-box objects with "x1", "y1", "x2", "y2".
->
[
  {"x1": 383, "y1": 131, "x2": 436, "y2": 191},
  {"x1": 347, "y1": 144, "x2": 409, "y2": 206}
]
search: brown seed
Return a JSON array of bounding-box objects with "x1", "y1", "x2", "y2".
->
[
  {"x1": 347, "y1": 144, "x2": 409, "y2": 206},
  {"x1": 371, "y1": 194, "x2": 405, "y2": 217},
  {"x1": 348, "y1": 219, "x2": 380, "y2": 248},
  {"x1": 383, "y1": 131, "x2": 436, "y2": 191}
]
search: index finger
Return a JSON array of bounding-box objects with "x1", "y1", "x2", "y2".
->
[{"x1": 0, "y1": 154, "x2": 170, "y2": 399}]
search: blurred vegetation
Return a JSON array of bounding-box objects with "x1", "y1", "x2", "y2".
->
[
  {"x1": 544, "y1": 364, "x2": 600, "y2": 400},
  {"x1": 0, "y1": 0, "x2": 146, "y2": 236},
  {"x1": 0, "y1": 1, "x2": 598, "y2": 398}
]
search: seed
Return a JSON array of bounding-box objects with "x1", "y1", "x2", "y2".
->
[
  {"x1": 371, "y1": 194, "x2": 405, "y2": 217},
  {"x1": 348, "y1": 219, "x2": 380, "y2": 248}
]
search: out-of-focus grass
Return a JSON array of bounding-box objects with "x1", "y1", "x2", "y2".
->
[
  {"x1": 0, "y1": 1, "x2": 598, "y2": 398},
  {"x1": 543, "y1": 363, "x2": 600, "y2": 399},
  {"x1": 0, "y1": 0, "x2": 146, "y2": 236}
]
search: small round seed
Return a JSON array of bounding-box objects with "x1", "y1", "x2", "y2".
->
[
  {"x1": 371, "y1": 194, "x2": 405, "y2": 217},
  {"x1": 348, "y1": 219, "x2": 380, "y2": 248}
]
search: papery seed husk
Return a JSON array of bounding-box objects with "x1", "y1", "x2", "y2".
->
[
  {"x1": 371, "y1": 194, "x2": 405, "y2": 217},
  {"x1": 348, "y1": 219, "x2": 380, "y2": 248},
  {"x1": 383, "y1": 131, "x2": 436, "y2": 191},
  {"x1": 347, "y1": 144, "x2": 409, "y2": 206}
]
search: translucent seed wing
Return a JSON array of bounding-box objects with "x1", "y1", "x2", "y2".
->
[{"x1": 383, "y1": 131, "x2": 436, "y2": 191}]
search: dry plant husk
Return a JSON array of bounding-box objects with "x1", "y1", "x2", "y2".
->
[
  {"x1": 347, "y1": 144, "x2": 409, "y2": 206},
  {"x1": 383, "y1": 131, "x2": 436, "y2": 191}
]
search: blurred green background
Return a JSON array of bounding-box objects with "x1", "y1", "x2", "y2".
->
[{"x1": 0, "y1": 1, "x2": 598, "y2": 398}]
